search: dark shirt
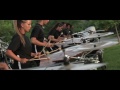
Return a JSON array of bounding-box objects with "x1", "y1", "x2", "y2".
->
[
  {"x1": 30, "y1": 23, "x2": 45, "y2": 52},
  {"x1": 8, "y1": 34, "x2": 32, "y2": 59},
  {"x1": 62, "y1": 28, "x2": 69, "y2": 36},
  {"x1": 46, "y1": 29, "x2": 61, "y2": 51},
  {"x1": 48, "y1": 29, "x2": 61, "y2": 39},
  {"x1": 0, "y1": 51, "x2": 4, "y2": 62},
  {"x1": 63, "y1": 28, "x2": 73, "y2": 35},
  {"x1": 69, "y1": 29, "x2": 73, "y2": 35},
  {"x1": 7, "y1": 34, "x2": 36, "y2": 69}
]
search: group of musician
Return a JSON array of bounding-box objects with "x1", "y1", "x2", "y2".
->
[{"x1": 0, "y1": 20, "x2": 74, "y2": 70}]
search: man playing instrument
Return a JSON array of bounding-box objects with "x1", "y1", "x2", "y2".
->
[
  {"x1": 47, "y1": 23, "x2": 64, "y2": 52},
  {"x1": 30, "y1": 20, "x2": 53, "y2": 66}
]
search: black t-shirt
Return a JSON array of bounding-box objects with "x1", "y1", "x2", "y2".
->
[
  {"x1": 8, "y1": 34, "x2": 34, "y2": 69},
  {"x1": 68, "y1": 29, "x2": 73, "y2": 35},
  {"x1": 7, "y1": 34, "x2": 36, "y2": 69},
  {"x1": 48, "y1": 29, "x2": 61, "y2": 39},
  {"x1": 62, "y1": 28, "x2": 69, "y2": 35},
  {"x1": 30, "y1": 23, "x2": 44, "y2": 52},
  {"x1": 63, "y1": 28, "x2": 73, "y2": 36},
  {"x1": 8, "y1": 34, "x2": 32, "y2": 59}
]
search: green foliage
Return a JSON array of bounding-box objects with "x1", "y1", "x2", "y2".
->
[
  {"x1": 1, "y1": 20, "x2": 120, "y2": 42},
  {"x1": 104, "y1": 44, "x2": 120, "y2": 70},
  {"x1": 0, "y1": 20, "x2": 14, "y2": 42}
]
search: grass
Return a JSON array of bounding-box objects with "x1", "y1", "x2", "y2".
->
[{"x1": 103, "y1": 44, "x2": 120, "y2": 70}]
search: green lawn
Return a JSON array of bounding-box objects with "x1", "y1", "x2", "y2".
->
[{"x1": 103, "y1": 44, "x2": 120, "y2": 70}]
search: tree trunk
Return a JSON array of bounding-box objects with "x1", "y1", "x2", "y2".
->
[{"x1": 115, "y1": 24, "x2": 120, "y2": 44}]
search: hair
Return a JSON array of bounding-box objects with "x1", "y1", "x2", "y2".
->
[
  {"x1": 50, "y1": 23, "x2": 63, "y2": 31},
  {"x1": 66, "y1": 23, "x2": 71, "y2": 27},
  {"x1": 37, "y1": 20, "x2": 42, "y2": 22},
  {"x1": 61, "y1": 22, "x2": 66, "y2": 25},
  {"x1": 70, "y1": 24, "x2": 73, "y2": 28},
  {"x1": 13, "y1": 20, "x2": 27, "y2": 46}
]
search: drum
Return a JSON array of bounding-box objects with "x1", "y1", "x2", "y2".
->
[
  {"x1": 72, "y1": 31, "x2": 114, "y2": 42},
  {"x1": 19, "y1": 41, "x2": 117, "y2": 70},
  {"x1": 55, "y1": 38, "x2": 83, "y2": 48},
  {"x1": 48, "y1": 41, "x2": 118, "y2": 63},
  {"x1": 83, "y1": 32, "x2": 114, "y2": 39},
  {"x1": 55, "y1": 31, "x2": 114, "y2": 48}
]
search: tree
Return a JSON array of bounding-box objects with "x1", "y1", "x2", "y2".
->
[{"x1": 114, "y1": 20, "x2": 120, "y2": 44}]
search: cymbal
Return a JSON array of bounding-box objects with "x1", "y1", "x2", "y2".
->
[
  {"x1": 83, "y1": 32, "x2": 114, "y2": 39},
  {"x1": 71, "y1": 63, "x2": 106, "y2": 70},
  {"x1": 72, "y1": 32, "x2": 114, "y2": 39},
  {"x1": 22, "y1": 63, "x2": 106, "y2": 70},
  {"x1": 28, "y1": 57, "x2": 50, "y2": 61},
  {"x1": 58, "y1": 63, "x2": 107, "y2": 70}
]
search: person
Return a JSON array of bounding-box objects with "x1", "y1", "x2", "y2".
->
[
  {"x1": 62, "y1": 23, "x2": 73, "y2": 39},
  {"x1": 0, "y1": 50, "x2": 10, "y2": 70},
  {"x1": 47, "y1": 22, "x2": 64, "y2": 51},
  {"x1": 48, "y1": 23, "x2": 64, "y2": 42},
  {"x1": 6, "y1": 20, "x2": 38, "y2": 69},
  {"x1": 0, "y1": 62, "x2": 9, "y2": 70},
  {"x1": 30, "y1": 20, "x2": 53, "y2": 66},
  {"x1": 68, "y1": 24, "x2": 73, "y2": 38}
]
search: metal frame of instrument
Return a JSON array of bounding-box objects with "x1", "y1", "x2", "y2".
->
[{"x1": 0, "y1": 28, "x2": 116, "y2": 70}]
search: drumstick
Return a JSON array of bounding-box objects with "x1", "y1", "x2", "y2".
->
[
  {"x1": 39, "y1": 48, "x2": 60, "y2": 56},
  {"x1": 40, "y1": 36, "x2": 55, "y2": 53},
  {"x1": 38, "y1": 48, "x2": 61, "y2": 57},
  {"x1": 33, "y1": 41, "x2": 61, "y2": 60},
  {"x1": 40, "y1": 39, "x2": 51, "y2": 54},
  {"x1": 17, "y1": 55, "x2": 21, "y2": 69},
  {"x1": 33, "y1": 52, "x2": 49, "y2": 61},
  {"x1": 53, "y1": 42, "x2": 62, "y2": 47},
  {"x1": 59, "y1": 32, "x2": 63, "y2": 37},
  {"x1": 35, "y1": 38, "x2": 52, "y2": 60},
  {"x1": 50, "y1": 48, "x2": 61, "y2": 53},
  {"x1": 28, "y1": 57, "x2": 50, "y2": 61},
  {"x1": 58, "y1": 32, "x2": 66, "y2": 42},
  {"x1": 48, "y1": 48, "x2": 61, "y2": 54}
]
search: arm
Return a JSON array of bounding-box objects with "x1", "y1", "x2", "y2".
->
[
  {"x1": 31, "y1": 37, "x2": 46, "y2": 47},
  {"x1": 6, "y1": 50, "x2": 21, "y2": 62},
  {"x1": 48, "y1": 30, "x2": 63, "y2": 42},
  {"x1": 31, "y1": 52, "x2": 41, "y2": 59},
  {"x1": 31, "y1": 37, "x2": 53, "y2": 47},
  {"x1": 6, "y1": 50, "x2": 28, "y2": 63},
  {"x1": 48, "y1": 35, "x2": 59, "y2": 42},
  {"x1": 6, "y1": 34, "x2": 28, "y2": 63},
  {"x1": 0, "y1": 62, "x2": 9, "y2": 70}
]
